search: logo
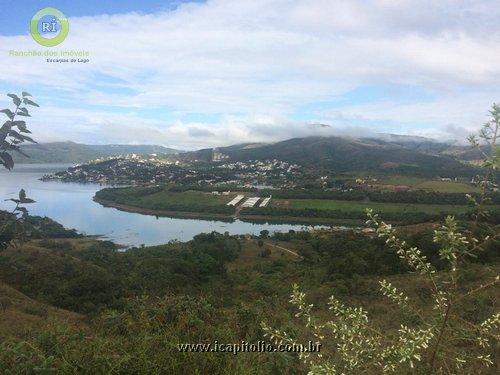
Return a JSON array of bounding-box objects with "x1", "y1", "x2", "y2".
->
[{"x1": 30, "y1": 7, "x2": 69, "y2": 47}]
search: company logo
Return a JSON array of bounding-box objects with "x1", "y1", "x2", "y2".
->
[{"x1": 30, "y1": 7, "x2": 69, "y2": 47}]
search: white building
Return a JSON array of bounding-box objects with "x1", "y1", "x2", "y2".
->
[
  {"x1": 241, "y1": 197, "x2": 260, "y2": 208},
  {"x1": 227, "y1": 194, "x2": 245, "y2": 206},
  {"x1": 259, "y1": 196, "x2": 272, "y2": 207}
]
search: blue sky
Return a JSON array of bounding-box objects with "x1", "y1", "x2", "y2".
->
[
  {"x1": 0, "y1": 1, "x2": 196, "y2": 35},
  {"x1": 0, "y1": 0, "x2": 499, "y2": 148}
]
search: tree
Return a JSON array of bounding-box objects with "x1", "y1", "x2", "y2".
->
[
  {"x1": 262, "y1": 104, "x2": 500, "y2": 374},
  {"x1": 0, "y1": 92, "x2": 39, "y2": 249},
  {"x1": 467, "y1": 102, "x2": 500, "y2": 224},
  {"x1": 260, "y1": 230, "x2": 269, "y2": 238}
]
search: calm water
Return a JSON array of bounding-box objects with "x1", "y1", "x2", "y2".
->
[{"x1": 0, "y1": 164, "x2": 322, "y2": 246}]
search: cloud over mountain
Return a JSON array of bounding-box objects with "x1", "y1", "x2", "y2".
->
[{"x1": 0, "y1": 0, "x2": 499, "y2": 147}]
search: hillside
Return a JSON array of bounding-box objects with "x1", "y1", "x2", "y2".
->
[
  {"x1": 14, "y1": 137, "x2": 482, "y2": 177},
  {"x1": 369, "y1": 135, "x2": 492, "y2": 161},
  {"x1": 0, "y1": 231, "x2": 497, "y2": 374},
  {"x1": 185, "y1": 136, "x2": 478, "y2": 177},
  {"x1": 13, "y1": 141, "x2": 181, "y2": 164},
  {"x1": 0, "y1": 281, "x2": 85, "y2": 339}
]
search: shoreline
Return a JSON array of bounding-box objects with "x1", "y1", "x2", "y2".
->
[
  {"x1": 93, "y1": 197, "x2": 235, "y2": 221},
  {"x1": 93, "y1": 197, "x2": 362, "y2": 226}
]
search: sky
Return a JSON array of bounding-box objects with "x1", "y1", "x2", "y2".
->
[{"x1": 0, "y1": 0, "x2": 499, "y2": 150}]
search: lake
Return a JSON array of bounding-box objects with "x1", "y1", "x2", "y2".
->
[{"x1": 0, "y1": 164, "x2": 326, "y2": 246}]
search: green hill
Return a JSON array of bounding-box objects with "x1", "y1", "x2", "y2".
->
[
  {"x1": 186, "y1": 136, "x2": 478, "y2": 177},
  {"x1": 13, "y1": 141, "x2": 181, "y2": 164}
]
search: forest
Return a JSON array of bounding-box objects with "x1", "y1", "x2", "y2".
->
[{"x1": 0, "y1": 225, "x2": 498, "y2": 373}]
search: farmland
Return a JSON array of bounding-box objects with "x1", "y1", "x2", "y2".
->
[
  {"x1": 411, "y1": 180, "x2": 481, "y2": 193},
  {"x1": 272, "y1": 198, "x2": 471, "y2": 215},
  {"x1": 94, "y1": 187, "x2": 240, "y2": 216},
  {"x1": 348, "y1": 174, "x2": 481, "y2": 193},
  {"x1": 93, "y1": 185, "x2": 488, "y2": 226},
  {"x1": 137, "y1": 189, "x2": 236, "y2": 207}
]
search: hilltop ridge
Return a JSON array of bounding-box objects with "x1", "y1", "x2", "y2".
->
[{"x1": 13, "y1": 141, "x2": 181, "y2": 164}]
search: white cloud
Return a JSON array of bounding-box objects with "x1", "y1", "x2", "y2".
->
[{"x1": 0, "y1": 0, "x2": 499, "y2": 147}]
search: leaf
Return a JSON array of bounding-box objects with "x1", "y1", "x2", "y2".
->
[
  {"x1": 8, "y1": 129, "x2": 35, "y2": 143},
  {"x1": 12, "y1": 121, "x2": 30, "y2": 133},
  {"x1": 21, "y1": 134, "x2": 36, "y2": 143},
  {"x1": 23, "y1": 98, "x2": 39, "y2": 107},
  {"x1": 8, "y1": 129, "x2": 24, "y2": 142},
  {"x1": 0, "y1": 121, "x2": 12, "y2": 139},
  {"x1": 2, "y1": 141, "x2": 29, "y2": 157},
  {"x1": 18, "y1": 189, "x2": 35, "y2": 204},
  {"x1": 0, "y1": 152, "x2": 14, "y2": 170},
  {"x1": 0, "y1": 140, "x2": 14, "y2": 149},
  {"x1": 13, "y1": 147, "x2": 30, "y2": 158},
  {"x1": 0, "y1": 109, "x2": 14, "y2": 120},
  {"x1": 17, "y1": 107, "x2": 30, "y2": 117},
  {"x1": 22, "y1": 92, "x2": 32, "y2": 97},
  {"x1": 7, "y1": 94, "x2": 21, "y2": 106}
]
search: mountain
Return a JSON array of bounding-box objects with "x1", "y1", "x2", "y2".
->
[
  {"x1": 363, "y1": 137, "x2": 455, "y2": 156},
  {"x1": 13, "y1": 142, "x2": 181, "y2": 164},
  {"x1": 184, "y1": 136, "x2": 478, "y2": 177},
  {"x1": 441, "y1": 144, "x2": 492, "y2": 161},
  {"x1": 374, "y1": 133, "x2": 439, "y2": 144},
  {"x1": 370, "y1": 135, "x2": 491, "y2": 161},
  {"x1": 17, "y1": 137, "x2": 481, "y2": 177}
]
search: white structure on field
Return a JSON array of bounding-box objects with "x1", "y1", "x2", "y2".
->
[
  {"x1": 227, "y1": 194, "x2": 245, "y2": 206},
  {"x1": 259, "y1": 196, "x2": 272, "y2": 207},
  {"x1": 241, "y1": 197, "x2": 260, "y2": 208}
]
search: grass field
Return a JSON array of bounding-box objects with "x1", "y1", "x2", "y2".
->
[
  {"x1": 273, "y1": 198, "x2": 471, "y2": 215},
  {"x1": 95, "y1": 187, "x2": 245, "y2": 215},
  {"x1": 100, "y1": 187, "x2": 476, "y2": 218},
  {"x1": 138, "y1": 190, "x2": 237, "y2": 207},
  {"x1": 411, "y1": 180, "x2": 481, "y2": 193},
  {"x1": 359, "y1": 175, "x2": 480, "y2": 193},
  {"x1": 372, "y1": 175, "x2": 427, "y2": 187}
]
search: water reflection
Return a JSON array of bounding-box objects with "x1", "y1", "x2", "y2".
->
[{"x1": 0, "y1": 164, "x2": 325, "y2": 246}]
